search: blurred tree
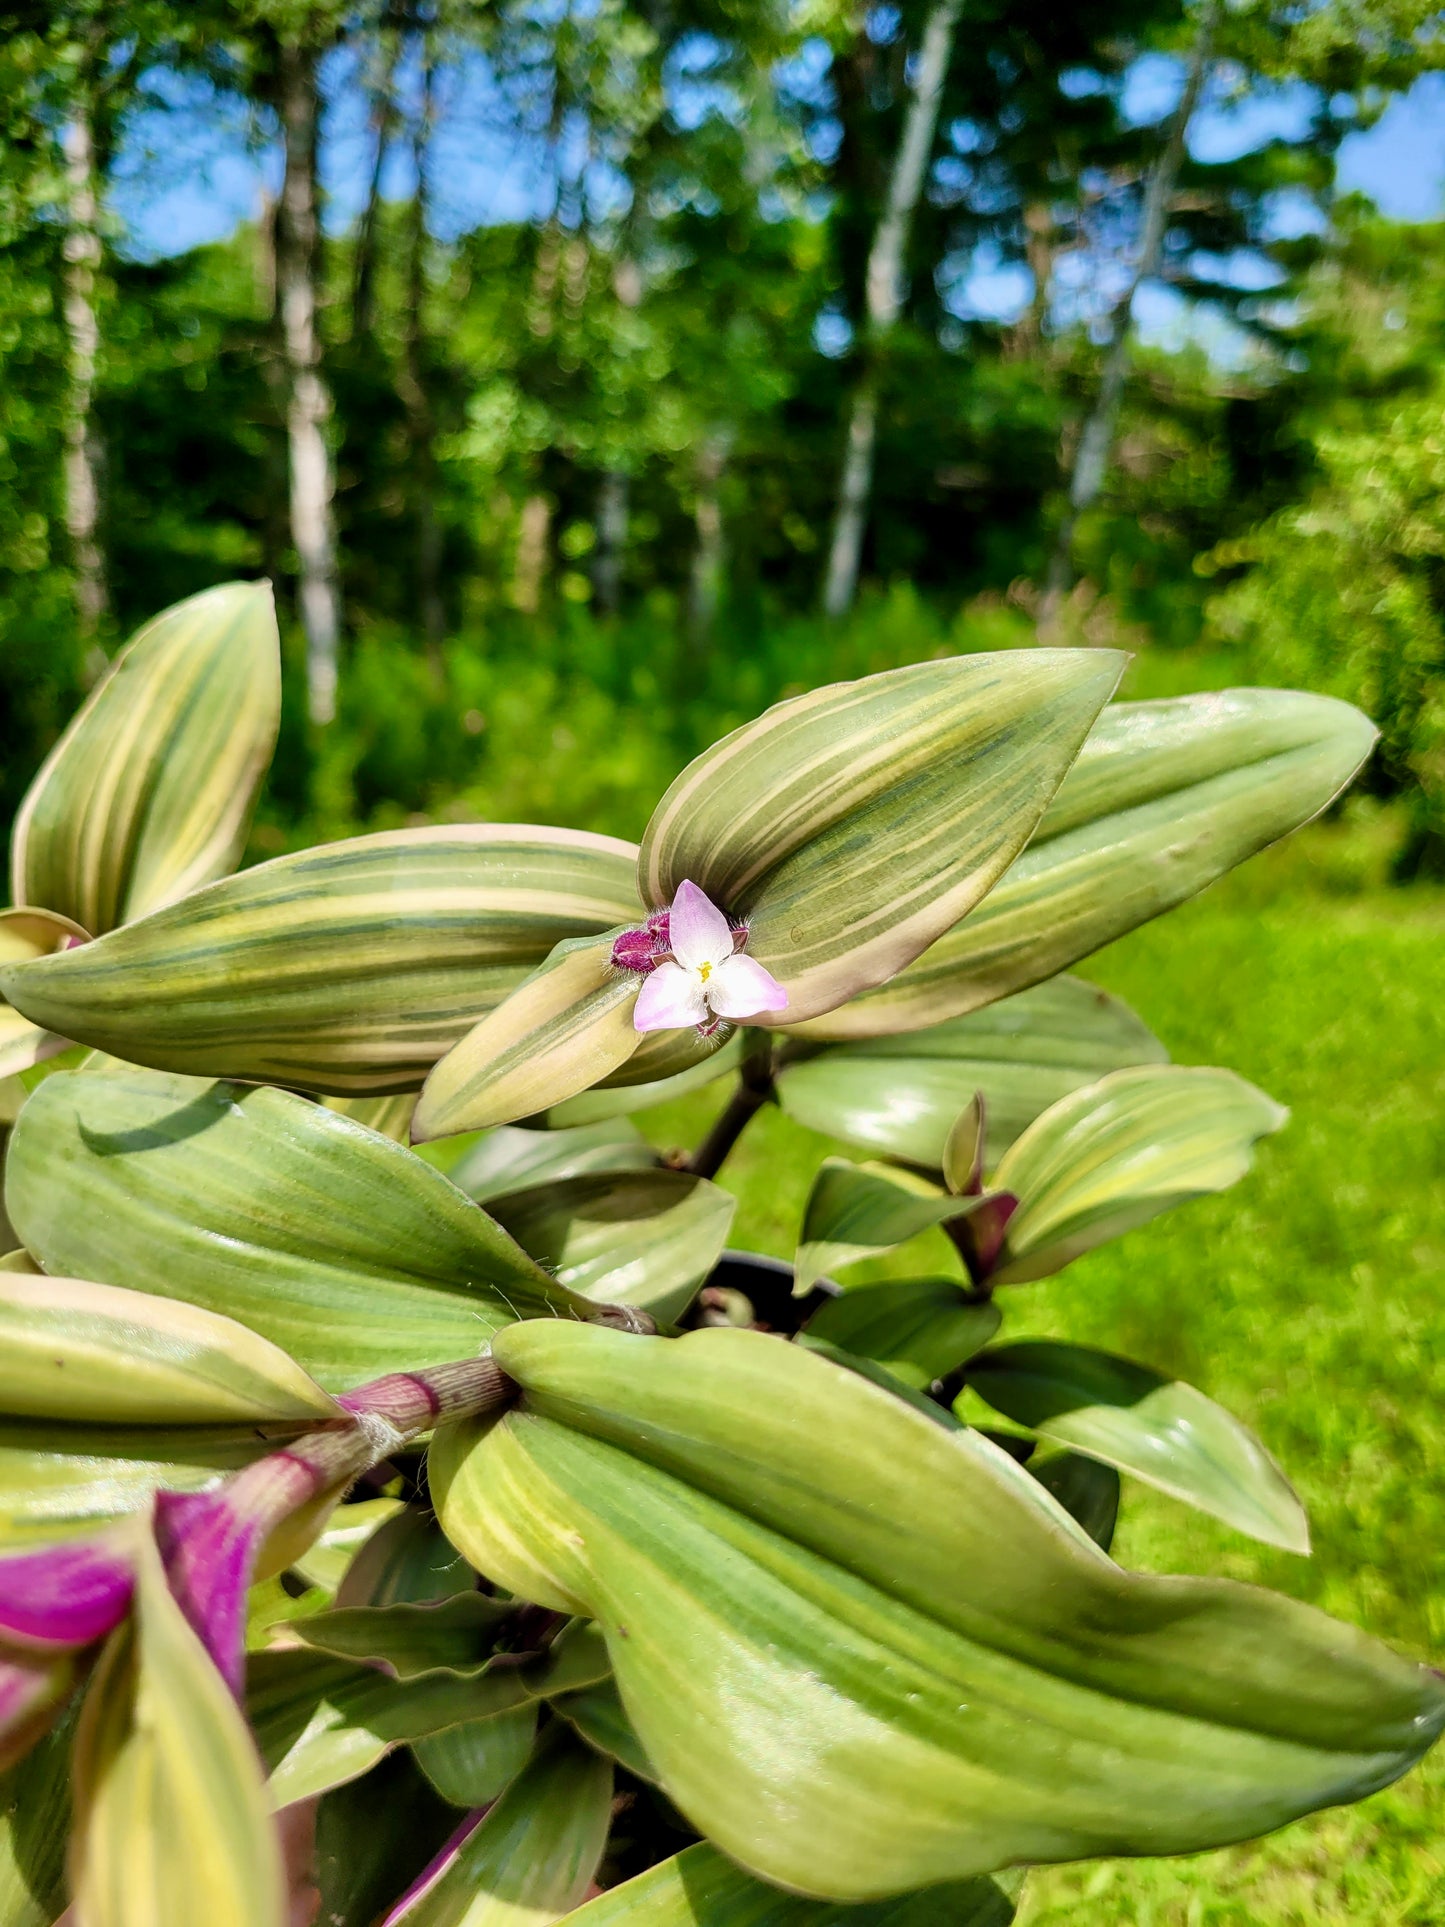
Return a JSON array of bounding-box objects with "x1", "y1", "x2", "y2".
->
[
  {"x1": 1205, "y1": 211, "x2": 1445, "y2": 873},
  {"x1": 821, "y1": 0, "x2": 963, "y2": 618}
]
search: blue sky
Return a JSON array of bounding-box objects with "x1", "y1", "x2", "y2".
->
[{"x1": 110, "y1": 50, "x2": 1445, "y2": 332}]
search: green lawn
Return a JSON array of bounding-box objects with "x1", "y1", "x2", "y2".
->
[{"x1": 639, "y1": 813, "x2": 1445, "y2": 1925}]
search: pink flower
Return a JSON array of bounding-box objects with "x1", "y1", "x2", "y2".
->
[{"x1": 629, "y1": 881, "x2": 788, "y2": 1035}]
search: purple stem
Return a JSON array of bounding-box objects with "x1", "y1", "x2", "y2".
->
[
  {"x1": 160, "y1": 1356, "x2": 522, "y2": 1694},
  {"x1": 0, "y1": 1540, "x2": 134, "y2": 1652}
]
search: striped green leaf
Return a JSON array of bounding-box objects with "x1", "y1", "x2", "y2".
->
[
  {"x1": 0, "y1": 826, "x2": 642, "y2": 1097},
  {"x1": 0, "y1": 1271, "x2": 338, "y2": 1426},
  {"x1": 548, "y1": 1677, "x2": 655, "y2": 1783},
  {"x1": 421, "y1": 1119, "x2": 656, "y2": 1203},
  {"x1": 556, "y1": 1842, "x2": 1018, "y2": 1927},
  {"x1": 967, "y1": 1341, "x2": 1309, "y2": 1552},
  {"x1": 641, "y1": 653, "x2": 1122, "y2": 1025},
  {"x1": 11, "y1": 582, "x2": 281, "y2": 937},
  {"x1": 250, "y1": 1651, "x2": 544, "y2": 1808},
  {"x1": 809, "y1": 690, "x2": 1377, "y2": 1037},
  {"x1": 412, "y1": 1708, "x2": 539, "y2": 1807},
  {"x1": 289, "y1": 1595, "x2": 512, "y2": 1679},
  {"x1": 0, "y1": 1418, "x2": 276, "y2": 1548},
  {"x1": 325, "y1": 1091, "x2": 418, "y2": 1143},
  {"x1": 433, "y1": 1321, "x2": 1445, "y2": 1900},
  {"x1": 795, "y1": 1159, "x2": 977, "y2": 1293},
  {"x1": 991, "y1": 1064, "x2": 1288, "y2": 1285},
  {"x1": 69, "y1": 1527, "x2": 286, "y2": 1927},
  {"x1": 803, "y1": 1279, "x2": 1000, "y2": 1389},
  {"x1": 386, "y1": 1723, "x2": 612, "y2": 1927},
  {"x1": 413, "y1": 937, "x2": 644, "y2": 1141},
  {"x1": 778, "y1": 976, "x2": 1166, "y2": 1168},
  {"x1": 251, "y1": 1631, "x2": 606, "y2": 1809},
  {"x1": 487, "y1": 1171, "x2": 736, "y2": 1322},
  {"x1": 334, "y1": 1506, "x2": 477, "y2": 1609},
  {"x1": 3, "y1": 1067, "x2": 593, "y2": 1390}
]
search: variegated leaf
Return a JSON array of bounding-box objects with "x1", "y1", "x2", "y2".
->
[
  {"x1": 4, "y1": 1067, "x2": 592, "y2": 1389},
  {"x1": 11, "y1": 582, "x2": 281, "y2": 936},
  {"x1": 324, "y1": 1092, "x2": 417, "y2": 1143},
  {"x1": 251, "y1": 1631, "x2": 606, "y2": 1809},
  {"x1": 777, "y1": 975, "x2": 1166, "y2": 1167},
  {"x1": 432, "y1": 1322, "x2": 1445, "y2": 1900},
  {"x1": 412, "y1": 937, "x2": 643, "y2": 1141},
  {"x1": 487, "y1": 1170, "x2": 736, "y2": 1322},
  {"x1": 0, "y1": 1270, "x2": 338, "y2": 1426},
  {"x1": 0, "y1": 1417, "x2": 278, "y2": 1548},
  {"x1": 411, "y1": 1709, "x2": 539, "y2": 1807},
  {"x1": 0, "y1": 827, "x2": 642, "y2": 1097},
  {"x1": 286, "y1": 1594, "x2": 512, "y2": 1679},
  {"x1": 555, "y1": 1842, "x2": 1018, "y2": 1927},
  {"x1": 966, "y1": 1341, "x2": 1309, "y2": 1552},
  {"x1": 421, "y1": 1120, "x2": 656, "y2": 1203},
  {"x1": 805, "y1": 690, "x2": 1377, "y2": 1037},
  {"x1": 991, "y1": 1064, "x2": 1287, "y2": 1284},
  {"x1": 640, "y1": 652, "x2": 1122, "y2": 1025},
  {"x1": 548, "y1": 1677, "x2": 655, "y2": 1783},
  {"x1": 69, "y1": 1527, "x2": 286, "y2": 1927}
]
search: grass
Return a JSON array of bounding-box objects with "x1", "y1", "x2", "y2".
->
[{"x1": 637, "y1": 808, "x2": 1445, "y2": 1925}]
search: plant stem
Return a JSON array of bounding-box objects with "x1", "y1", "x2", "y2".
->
[{"x1": 687, "y1": 1031, "x2": 777, "y2": 1178}]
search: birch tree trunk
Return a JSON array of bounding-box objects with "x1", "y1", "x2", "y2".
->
[
  {"x1": 822, "y1": 0, "x2": 963, "y2": 618},
  {"x1": 277, "y1": 37, "x2": 343, "y2": 727},
  {"x1": 396, "y1": 43, "x2": 444, "y2": 660},
  {"x1": 61, "y1": 95, "x2": 107, "y2": 637},
  {"x1": 1040, "y1": 1, "x2": 1219, "y2": 620}
]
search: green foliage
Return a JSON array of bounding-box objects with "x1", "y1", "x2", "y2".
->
[{"x1": 1206, "y1": 220, "x2": 1445, "y2": 871}]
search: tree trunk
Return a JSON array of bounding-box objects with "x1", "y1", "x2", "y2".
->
[
  {"x1": 512, "y1": 494, "x2": 551, "y2": 613},
  {"x1": 61, "y1": 95, "x2": 107, "y2": 637},
  {"x1": 396, "y1": 41, "x2": 444, "y2": 661},
  {"x1": 1040, "y1": 1, "x2": 1219, "y2": 620},
  {"x1": 594, "y1": 471, "x2": 629, "y2": 616},
  {"x1": 822, "y1": 0, "x2": 963, "y2": 618},
  {"x1": 352, "y1": 32, "x2": 400, "y2": 342},
  {"x1": 277, "y1": 37, "x2": 343, "y2": 727},
  {"x1": 688, "y1": 436, "x2": 728, "y2": 649}
]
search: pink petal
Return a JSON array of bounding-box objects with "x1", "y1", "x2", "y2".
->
[
  {"x1": 634, "y1": 961, "x2": 708, "y2": 1032},
  {"x1": 668, "y1": 881, "x2": 733, "y2": 971},
  {"x1": 706, "y1": 954, "x2": 789, "y2": 1020}
]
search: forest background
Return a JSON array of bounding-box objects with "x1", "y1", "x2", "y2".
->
[
  {"x1": 3, "y1": 0, "x2": 1445, "y2": 870},
  {"x1": 4, "y1": 7, "x2": 1445, "y2": 1923}
]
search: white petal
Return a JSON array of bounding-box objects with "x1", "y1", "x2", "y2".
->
[
  {"x1": 634, "y1": 962, "x2": 708, "y2": 1032},
  {"x1": 706, "y1": 954, "x2": 789, "y2": 1020},
  {"x1": 668, "y1": 880, "x2": 734, "y2": 970}
]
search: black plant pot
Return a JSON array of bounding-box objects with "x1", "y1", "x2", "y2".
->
[{"x1": 685, "y1": 1249, "x2": 838, "y2": 1337}]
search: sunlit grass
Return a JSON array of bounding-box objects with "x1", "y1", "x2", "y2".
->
[{"x1": 640, "y1": 815, "x2": 1445, "y2": 1923}]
